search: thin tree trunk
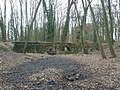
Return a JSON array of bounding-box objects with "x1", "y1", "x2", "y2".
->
[
  {"x1": 88, "y1": 0, "x2": 106, "y2": 58},
  {"x1": 61, "y1": 0, "x2": 76, "y2": 42},
  {"x1": 19, "y1": 0, "x2": 24, "y2": 41},
  {"x1": 81, "y1": 0, "x2": 91, "y2": 54},
  {"x1": 74, "y1": 3, "x2": 84, "y2": 52},
  {"x1": 101, "y1": 0, "x2": 116, "y2": 58},
  {"x1": 108, "y1": 0, "x2": 114, "y2": 44},
  {"x1": 23, "y1": 0, "x2": 42, "y2": 54},
  {"x1": 7, "y1": 22, "x2": 10, "y2": 41},
  {"x1": 25, "y1": 0, "x2": 28, "y2": 41},
  {"x1": 3, "y1": 0, "x2": 6, "y2": 42},
  {"x1": 0, "y1": 17, "x2": 4, "y2": 41}
]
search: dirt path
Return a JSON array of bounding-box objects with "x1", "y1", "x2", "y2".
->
[{"x1": 0, "y1": 51, "x2": 120, "y2": 90}]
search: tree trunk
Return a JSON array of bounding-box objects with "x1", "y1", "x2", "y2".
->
[
  {"x1": 2, "y1": 0, "x2": 6, "y2": 42},
  {"x1": 74, "y1": 3, "x2": 84, "y2": 52},
  {"x1": 61, "y1": 0, "x2": 75, "y2": 42},
  {"x1": 19, "y1": 0, "x2": 24, "y2": 41},
  {"x1": 101, "y1": 0, "x2": 116, "y2": 58},
  {"x1": 25, "y1": 0, "x2": 29, "y2": 41},
  {"x1": 81, "y1": 0, "x2": 91, "y2": 54},
  {"x1": 23, "y1": 0, "x2": 42, "y2": 54},
  {"x1": 88, "y1": 0, "x2": 106, "y2": 58},
  {"x1": 0, "y1": 17, "x2": 4, "y2": 41},
  {"x1": 0, "y1": 6, "x2": 6, "y2": 42},
  {"x1": 108, "y1": 0, "x2": 114, "y2": 44}
]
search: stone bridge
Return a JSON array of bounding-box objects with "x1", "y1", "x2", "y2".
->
[{"x1": 12, "y1": 41, "x2": 81, "y2": 54}]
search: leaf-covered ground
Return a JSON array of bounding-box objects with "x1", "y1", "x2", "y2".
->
[{"x1": 0, "y1": 42, "x2": 120, "y2": 90}]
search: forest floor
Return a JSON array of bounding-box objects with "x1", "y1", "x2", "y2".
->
[{"x1": 0, "y1": 41, "x2": 120, "y2": 90}]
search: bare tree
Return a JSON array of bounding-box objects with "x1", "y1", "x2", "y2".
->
[
  {"x1": 14, "y1": 8, "x2": 19, "y2": 41},
  {"x1": 3, "y1": 0, "x2": 6, "y2": 42},
  {"x1": 61, "y1": 0, "x2": 76, "y2": 42},
  {"x1": 74, "y1": 2, "x2": 84, "y2": 51},
  {"x1": 80, "y1": 0, "x2": 91, "y2": 54},
  {"x1": 108, "y1": 0, "x2": 114, "y2": 44},
  {"x1": 0, "y1": 0, "x2": 7, "y2": 42},
  {"x1": 9, "y1": 0, "x2": 15, "y2": 41},
  {"x1": 87, "y1": 0, "x2": 106, "y2": 58},
  {"x1": 0, "y1": 6, "x2": 4, "y2": 41},
  {"x1": 81, "y1": 0, "x2": 90, "y2": 40},
  {"x1": 101, "y1": 0, "x2": 116, "y2": 58},
  {"x1": 23, "y1": 0, "x2": 42, "y2": 54},
  {"x1": 25, "y1": 0, "x2": 29, "y2": 40},
  {"x1": 19, "y1": 0, "x2": 24, "y2": 41}
]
